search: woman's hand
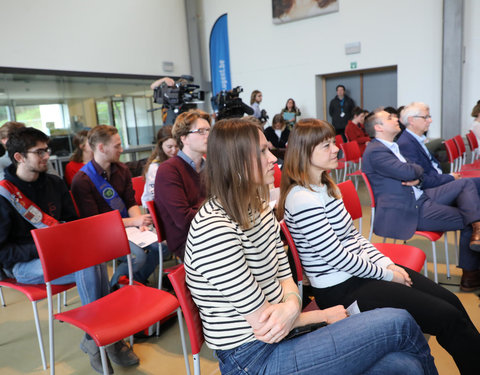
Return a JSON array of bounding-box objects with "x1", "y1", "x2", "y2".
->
[
  {"x1": 253, "y1": 300, "x2": 299, "y2": 343},
  {"x1": 388, "y1": 264, "x2": 412, "y2": 287},
  {"x1": 320, "y1": 305, "x2": 349, "y2": 324}
]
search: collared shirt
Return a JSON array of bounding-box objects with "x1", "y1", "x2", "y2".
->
[
  {"x1": 405, "y1": 129, "x2": 443, "y2": 174},
  {"x1": 376, "y1": 138, "x2": 423, "y2": 200},
  {"x1": 177, "y1": 149, "x2": 205, "y2": 172}
]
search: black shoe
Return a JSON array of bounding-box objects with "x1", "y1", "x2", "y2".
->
[
  {"x1": 80, "y1": 336, "x2": 113, "y2": 374},
  {"x1": 106, "y1": 340, "x2": 139, "y2": 367}
]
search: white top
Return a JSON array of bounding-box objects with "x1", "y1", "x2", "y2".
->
[
  {"x1": 141, "y1": 161, "x2": 159, "y2": 207},
  {"x1": 284, "y1": 184, "x2": 393, "y2": 288},
  {"x1": 184, "y1": 198, "x2": 291, "y2": 350}
]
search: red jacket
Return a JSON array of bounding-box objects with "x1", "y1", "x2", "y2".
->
[{"x1": 345, "y1": 121, "x2": 370, "y2": 154}]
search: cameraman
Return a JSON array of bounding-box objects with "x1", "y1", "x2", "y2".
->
[{"x1": 151, "y1": 77, "x2": 198, "y2": 125}]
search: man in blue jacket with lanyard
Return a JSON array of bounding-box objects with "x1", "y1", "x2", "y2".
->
[
  {"x1": 0, "y1": 127, "x2": 134, "y2": 374},
  {"x1": 362, "y1": 110, "x2": 480, "y2": 291}
]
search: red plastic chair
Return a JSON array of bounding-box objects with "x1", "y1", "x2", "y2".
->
[
  {"x1": 444, "y1": 138, "x2": 461, "y2": 173},
  {"x1": 131, "y1": 176, "x2": 145, "y2": 206},
  {"x1": 453, "y1": 135, "x2": 467, "y2": 167},
  {"x1": 340, "y1": 141, "x2": 362, "y2": 188},
  {"x1": 167, "y1": 265, "x2": 204, "y2": 375},
  {"x1": 360, "y1": 173, "x2": 449, "y2": 283},
  {"x1": 333, "y1": 135, "x2": 346, "y2": 181},
  {"x1": 31, "y1": 210, "x2": 187, "y2": 375},
  {"x1": 273, "y1": 163, "x2": 282, "y2": 188},
  {"x1": 445, "y1": 138, "x2": 480, "y2": 176},
  {"x1": 466, "y1": 131, "x2": 479, "y2": 164},
  {"x1": 0, "y1": 279, "x2": 75, "y2": 370},
  {"x1": 279, "y1": 220, "x2": 304, "y2": 299},
  {"x1": 337, "y1": 180, "x2": 426, "y2": 272}
]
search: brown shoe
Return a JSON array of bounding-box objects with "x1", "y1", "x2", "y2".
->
[
  {"x1": 470, "y1": 222, "x2": 480, "y2": 251},
  {"x1": 460, "y1": 269, "x2": 480, "y2": 292}
]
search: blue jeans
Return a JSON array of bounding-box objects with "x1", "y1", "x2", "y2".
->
[
  {"x1": 12, "y1": 258, "x2": 109, "y2": 305},
  {"x1": 133, "y1": 242, "x2": 170, "y2": 284},
  {"x1": 110, "y1": 241, "x2": 149, "y2": 286},
  {"x1": 215, "y1": 308, "x2": 437, "y2": 375}
]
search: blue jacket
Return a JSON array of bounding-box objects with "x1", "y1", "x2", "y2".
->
[
  {"x1": 362, "y1": 139, "x2": 424, "y2": 240},
  {"x1": 397, "y1": 130, "x2": 454, "y2": 189}
]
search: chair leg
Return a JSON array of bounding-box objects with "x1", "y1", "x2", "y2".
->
[
  {"x1": 454, "y1": 231, "x2": 459, "y2": 265},
  {"x1": 444, "y1": 235, "x2": 450, "y2": 279},
  {"x1": 156, "y1": 243, "x2": 164, "y2": 336},
  {"x1": 431, "y1": 241, "x2": 438, "y2": 283},
  {"x1": 0, "y1": 286, "x2": 5, "y2": 306},
  {"x1": 63, "y1": 291, "x2": 68, "y2": 306},
  {"x1": 423, "y1": 259, "x2": 428, "y2": 278},
  {"x1": 32, "y1": 301, "x2": 47, "y2": 370},
  {"x1": 193, "y1": 353, "x2": 201, "y2": 375},
  {"x1": 57, "y1": 293, "x2": 61, "y2": 313},
  {"x1": 177, "y1": 308, "x2": 191, "y2": 375},
  {"x1": 100, "y1": 346, "x2": 109, "y2": 375}
]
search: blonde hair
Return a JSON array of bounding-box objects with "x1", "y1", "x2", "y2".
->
[
  {"x1": 205, "y1": 118, "x2": 269, "y2": 229},
  {"x1": 277, "y1": 118, "x2": 340, "y2": 219}
]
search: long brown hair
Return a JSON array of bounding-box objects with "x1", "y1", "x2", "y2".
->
[
  {"x1": 142, "y1": 125, "x2": 175, "y2": 178},
  {"x1": 277, "y1": 118, "x2": 340, "y2": 219},
  {"x1": 205, "y1": 118, "x2": 269, "y2": 229},
  {"x1": 70, "y1": 130, "x2": 89, "y2": 162}
]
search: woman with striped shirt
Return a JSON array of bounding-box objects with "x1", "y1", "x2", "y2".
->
[
  {"x1": 184, "y1": 118, "x2": 436, "y2": 375},
  {"x1": 278, "y1": 118, "x2": 480, "y2": 375}
]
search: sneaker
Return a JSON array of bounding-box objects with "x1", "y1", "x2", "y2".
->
[
  {"x1": 80, "y1": 335, "x2": 113, "y2": 374},
  {"x1": 106, "y1": 340, "x2": 140, "y2": 366}
]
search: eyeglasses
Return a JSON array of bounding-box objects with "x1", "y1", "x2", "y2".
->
[
  {"x1": 413, "y1": 115, "x2": 432, "y2": 120},
  {"x1": 25, "y1": 147, "x2": 52, "y2": 157},
  {"x1": 188, "y1": 128, "x2": 210, "y2": 135}
]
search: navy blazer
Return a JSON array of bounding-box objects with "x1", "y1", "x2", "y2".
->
[
  {"x1": 362, "y1": 139, "x2": 424, "y2": 240},
  {"x1": 397, "y1": 130, "x2": 454, "y2": 189}
]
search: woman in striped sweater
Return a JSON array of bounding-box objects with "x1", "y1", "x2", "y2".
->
[
  {"x1": 184, "y1": 117, "x2": 437, "y2": 375},
  {"x1": 278, "y1": 118, "x2": 480, "y2": 375}
]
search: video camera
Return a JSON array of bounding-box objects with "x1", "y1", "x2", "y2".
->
[
  {"x1": 212, "y1": 86, "x2": 254, "y2": 121},
  {"x1": 153, "y1": 75, "x2": 205, "y2": 114}
]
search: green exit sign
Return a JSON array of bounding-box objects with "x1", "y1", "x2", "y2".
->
[{"x1": 350, "y1": 62, "x2": 357, "y2": 69}]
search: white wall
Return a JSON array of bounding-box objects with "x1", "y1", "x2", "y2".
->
[
  {"x1": 462, "y1": 0, "x2": 480, "y2": 134},
  {"x1": 199, "y1": 0, "x2": 450, "y2": 137},
  {"x1": 0, "y1": 0, "x2": 190, "y2": 76}
]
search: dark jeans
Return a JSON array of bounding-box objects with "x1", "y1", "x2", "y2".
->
[{"x1": 312, "y1": 266, "x2": 480, "y2": 374}]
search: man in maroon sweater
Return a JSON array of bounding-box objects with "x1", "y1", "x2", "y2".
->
[{"x1": 154, "y1": 109, "x2": 211, "y2": 260}]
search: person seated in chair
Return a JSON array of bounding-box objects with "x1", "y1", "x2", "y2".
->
[
  {"x1": 154, "y1": 109, "x2": 210, "y2": 261},
  {"x1": 362, "y1": 110, "x2": 480, "y2": 292},
  {"x1": 0, "y1": 127, "x2": 138, "y2": 374},
  {"x1": 71, "y1": 125, "x2": 165, "y2": 287}
]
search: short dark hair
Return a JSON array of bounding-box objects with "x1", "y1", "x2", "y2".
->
[
  {"x1": 336, "y1": 84, "x2": 345, "y2": 91},
  {"x1": 6, "y1": 127, "x2": 49, "y2": 166}
]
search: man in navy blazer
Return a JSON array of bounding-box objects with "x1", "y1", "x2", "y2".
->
[
  {"x1": 362, "y1": 110, "x2": 480, "y2": 290},
  {"x1": 397, "y1": 102, "x2": 480, "y2": 192}
]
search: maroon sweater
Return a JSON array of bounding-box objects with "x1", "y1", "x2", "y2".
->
[{"x1": 154, "y1": 156, "x2": 205, "y2": 259}]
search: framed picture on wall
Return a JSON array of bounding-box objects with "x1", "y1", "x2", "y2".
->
[{"x1": 272, "y1": 0, "x2": 339, "y2": 24}]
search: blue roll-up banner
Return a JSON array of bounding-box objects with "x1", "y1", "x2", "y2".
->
[{"x1": 209, "y1": 13, "x2": 232, "y2": 98}]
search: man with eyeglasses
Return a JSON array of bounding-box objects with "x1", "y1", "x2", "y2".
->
[
  {"x1": 0, "y1": 127, "x2": 117, "y2": 374},
  {"x1": 363, "y1": 110, "x2": 480, "y2": 291},
  {"x1": 397, "y1": 102, "x2": 469, "y2": 189},
  {"x1": 154, "y1": 109, "x2": 211, "y2": 261}
]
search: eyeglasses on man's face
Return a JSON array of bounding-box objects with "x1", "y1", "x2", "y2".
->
[
  {"x1": 413, "y1": 115, "x2": 432, "y2": 120},
  {"x1": 188, "y1": 128, "x2": 210, "y2": 135},
  {"x1": 25, "y1": 147, "x2": 52, "y2": 158}
]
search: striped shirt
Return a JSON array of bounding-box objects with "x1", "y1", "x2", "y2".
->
[
  {"x1": 184, "y1": 198, "x2": 292, "y2": 350},
  {"x1": 284, "y1": 184, "x2": 393, "y2": 289}
]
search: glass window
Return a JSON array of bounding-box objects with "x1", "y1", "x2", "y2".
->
[
  {"x1": 96, "y1": 101, "x2": 111, "y2": 125},
  {"x1": 0, "y1": 105, "x2": 10, "y2": 124}
]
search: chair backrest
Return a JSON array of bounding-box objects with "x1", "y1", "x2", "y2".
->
[
  {"x1": 372, "y1": 243, "x2": 426, "y2": 273},
  {"x1": 273, "y1": 163, "x2": 282, "y2": 188},
  {"x1": 167, "y1": 265, "x2": 204, "y2": 355},
  {"x1": 453, "y1": 134, "x2": 466, "y2": 155},
  {"x1": 335, "y1": 134, "x2": 344, "y2": 147},
  {"x1": 131, "y1": 176, "x2": 145, "y2": 206},
  {"x1": 361, "y1": 172, "x2": 375, "y2": 209},
  {"x1": 444, "y1": 138, "x2": 460, "y2": 172},
  {"x1": 340, "y1": 141, "x2": 361, "y2": 163},
  {"x1": 32, "y1": 211, "x2": 130, "y2": 283},
  {"x1": 279, "y1": 220, "x2": 303, "y2": 297},
  {"x1": 337, "y1": 180, "x2": 362, "y2": 221},
  {"x1": 466, "y1": 131, "x2": 479, "y2": 151},
  {"x1": 69, "y1": 190, "x2": 80, "y2": 217},
  {"x1": 146, "y1": 200, "x2": 166, "y2": 242}
]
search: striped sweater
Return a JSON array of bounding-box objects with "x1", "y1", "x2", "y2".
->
[
  {"x1": 184, "y1": 198, "x2": 292, "y2": 350},
  {"x1": 284, "y1": 184, "x2": 393, "y2": 289}
]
